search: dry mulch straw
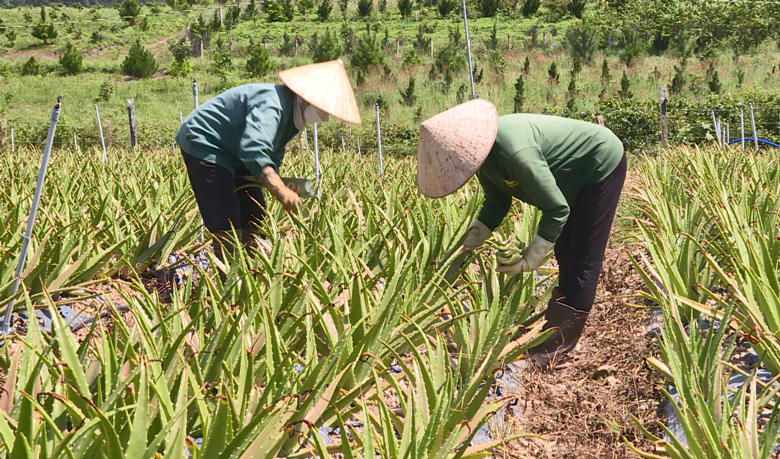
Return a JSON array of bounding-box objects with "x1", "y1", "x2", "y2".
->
[{"x1": 498, "y1": 246, "x2": 664, "y2": 459}]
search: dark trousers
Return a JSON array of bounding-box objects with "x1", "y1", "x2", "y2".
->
[
  {"x1": 181, "y1": 152, "x2": 266, "y2": 234},
  {"x1": 554, "y1": 153, "x2": 627, "y2": 311}
]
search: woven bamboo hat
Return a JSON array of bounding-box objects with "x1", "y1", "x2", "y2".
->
[
  {"x1": 416, "y1": 99, "x2": 498, "y2": 198},
  {"x1": 279, "y1": 60, "x2": 362, "y2": 124}
]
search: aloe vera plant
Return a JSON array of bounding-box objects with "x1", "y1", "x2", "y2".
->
[{"x1": 0, "y1": 146, "x2": 550, "y2": 458}]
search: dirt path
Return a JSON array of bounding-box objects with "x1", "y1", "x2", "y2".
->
[{"x1": 499, "y1": 246, "x2": 663, "y2": 458}]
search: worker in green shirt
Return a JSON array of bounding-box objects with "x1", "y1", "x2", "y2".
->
[
  {"x1": 417, "y1": 99, "x2": 626, "y2": 368},
  {"x1": 176, "y1": 60, "x2": 361, "y2": 260}
]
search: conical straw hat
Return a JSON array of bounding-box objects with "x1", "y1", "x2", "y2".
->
[
  {"x1": 416, "y1": 99, "x2": 498, "y2": 198},
  {"x1": 279, "y1": 60, "x2": 362, "y2": 124}
]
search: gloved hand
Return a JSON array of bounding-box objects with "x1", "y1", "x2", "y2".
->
[
  {"x1": 463, "y1": 220, "x2": 492, "y2": 250},
  {"x1": 496, "y1": 234, "x2": 554, "y2": 274}
]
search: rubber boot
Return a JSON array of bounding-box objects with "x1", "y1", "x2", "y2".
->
[{"x1": 529, "y1": 291, "x2": 590, "y2": 368}]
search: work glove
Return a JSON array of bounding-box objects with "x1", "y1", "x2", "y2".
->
[
  {"x1": 496, "y1": 234, "x2": 554, "y2": 274},
  {"x1": 437, "y1": 220, "x2": 491, "y2": 268},
  {"x1": 463, "y1": 220, "x2": 492, "y2": 250}
]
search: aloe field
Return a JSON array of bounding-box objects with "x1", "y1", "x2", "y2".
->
[
  {"x1": 2, "y1": 0, "x2": 780, "y2": 456},
  {"x1": 0, "y1": 134, "x2": 778, "y2": 457}
]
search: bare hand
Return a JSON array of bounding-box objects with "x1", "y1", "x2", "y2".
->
[{"x1": 278, "y1": 187, "x2": 301, "y2": 214}]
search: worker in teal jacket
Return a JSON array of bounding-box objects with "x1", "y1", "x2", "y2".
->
[
  {"x1": 417, "y1": 99, "x2": 626, "y2": 368},
  {"x1": 176, "y1": 60, "x2": 361, "y2": 260}
]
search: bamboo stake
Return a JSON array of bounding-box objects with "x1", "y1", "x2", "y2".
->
[{"x1": 2, "y1": 97, "x2": 61, "y2": 334}]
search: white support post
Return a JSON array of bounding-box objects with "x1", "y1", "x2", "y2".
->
[
  {"x1": 2, "y1": 97, "x2": 61, "y2": 334},
  {"x1": 73, "y1": 130, "x2": 78, "y2": 151},
  {"x1": 193, "y1": 78, "x2": 199, "y2": 109},
  {"x1": 750, "y1": 102, "x2": 758, "y2": 152},
  {"x1": 95, "y1": 104, "x2": 107, "y2": 163},
  {"x1": 462, "y1": 0, "x2": 476, "y2": 99},
  {"x1": 741, "y1": 106, "x2": 745, "y2": 151},
  {"x1": 10, "y1": 126, "x2": 13, "y2": 153},
  {"x1": 376, "y1": 103, "x2": 384, "y2": 180},
  {"x1": 179, "y1": 108, "x2": 184, "y2": 124},
  {"x1": 313, "y1": 122, "x2": 321, "y2": 199}
]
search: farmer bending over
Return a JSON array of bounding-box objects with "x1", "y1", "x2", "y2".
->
[
  {"x1": 417, "y1": 99, "x2": 626, "y2": 368},
  {"x1": 175, "y1": 60, "x2": 361, "y2": 260}
]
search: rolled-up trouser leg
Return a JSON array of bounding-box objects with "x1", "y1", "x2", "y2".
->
[{"x1": 553, "y1": 153, "x2": 627, "y2": 312}]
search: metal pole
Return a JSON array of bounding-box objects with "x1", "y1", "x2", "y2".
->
[
  {"x1": 711, "y1": 110, "x2": 720, "y2": 146},
  {"x1": 179, "y1": 108, "x2": 184, "y2": 124},
  {"x1": 193, "y1": 78, "x2": 199, "y2": 109},
  {"x1": 461, "y1": 0, "x2": 476, "y2": 99},
  {"x1": 726, "y1": 123, "x2": 729, "y2": 146},
  {"x1": 313, "y1": 122, "x2": 321, "y2": 198},
  {"x1": 10, "y1": 126, "x2": 13, "y2": 153},
  {"x1": 376, "y1": 103, "x2": 384, "y2": 180},
  {"x1": 73, "y1": 130, "x2": 78, "y2": 151},
  {"x1": 741, "y1": 107, "x2": 745, "y2": 151},
  {"x1": 750, "y1": 102, "x2": 758, "y2": 152},
  {"x1": 659, "y1": 86, "x2": 668, "y2": 150},
  {"x1": 341, "y1": 134, "x2": 345, "y2": 153},
  {"x1": 95, "y1": 104, "x2": 107, "y2": 163},
  {"x1": 2, "y1": 97, "x2": 61, "y2": 334},
  {"x1": 357, "y1": 137, "x2": 361, "y2": 155}
]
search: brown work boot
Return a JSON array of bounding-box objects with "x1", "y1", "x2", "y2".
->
[{"x1": 529, "y1": 292, "x2": 589, "y2": 368}]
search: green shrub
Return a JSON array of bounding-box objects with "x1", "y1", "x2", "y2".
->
[
  {"x1": 246, "y1": 42, "x2": 272, "y2": 77},
  {"x1": 479, "y1": 0, "x2": 500, "y2": 17},
  {"x1": 31, "y1": 7, "x2": 58, "y2": 45},
  {"x1": 21, "y1": 56, "x2": 41, "y2": 76},
  {"x1": 708, "y1": 70, "x2": 722, "y2": 94},
  {"x1": 298, "y1": 0, "x2": 315, "y2": 15},
  {"x1": 59, "y1": 42, "x2": 83, "y2": 75},
  {"x1": 121, "y1": 40, "x2": 158, "y2": 78},
  {"x1": 618, "y1": 70, "x2": 632, "y2": 99},
  {"x1": 547, "y1": 61, "x2": 559, "y2": 84},
  {"x1": 403, "y1": 48, "x2": 422, "y2": 67}
]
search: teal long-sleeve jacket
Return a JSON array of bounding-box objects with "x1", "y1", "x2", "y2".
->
[
  {"x1": 476, "y1": 114, "x2": 624, "y2": 242},
  {"x1": 175, "y1": 84, "x2": 300, "y2": 179}
]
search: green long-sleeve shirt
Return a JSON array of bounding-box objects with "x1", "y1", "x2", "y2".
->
[
  {"x1": 476, "y1": 114, "x2": 624, "y2": 242},
  {"x1": 175, "y1": 84, "x2": 300, "y2": 178}
]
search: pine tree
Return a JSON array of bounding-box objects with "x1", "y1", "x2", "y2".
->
[
  {"x1": 618, "y1": 70, "x2": 633, "y2": 99},
  {"x1": 513, "y1": 75, "x2": 525, "y2": 112},
  {"x1": 118, "y1": 0, "x2": 142, "y2": 26},
  {"x1": 351, "y1": 26, "x2": 384, "y2": 69},
  {"x1": 397, "y1": 0, "x2": 413, "y2": 18},
  {"x1": 318, "y1": 0, "x2": 333, "y2": 21},
  {"x1": 121, "y1": 39, "x2": 158, "y2": 78},
  {"x1": 399, "y1": 77, "x2": 417, "y2": 106},
  {"x1": 600, "y1": 58, "x2": 610, "y2": 84},
  {"x1": 31, "y1": 7, "x2": 58, "y2": 45},
  {"x1": 59, "y1": 42, "x2": 83, "y2": 75},
  {"x1": 437, "y1": 0, "x2": 456, "y2": 17},
  {"x1": 21, "y1": 56, "x2": 40, "y2": 76},
  {"x1": 521, "y1": 0, "x2": 540, "y2": 17},
  {"x1": 313, "y1": 28, "x2": 342, "y2": 62},
  {"x1": 548, "y1": 61, "x2": 559, "y2": 84},
  {"x1": 357, "y1": 0, "x2": 373, "y2": 17},
  {"x1": 708, "y1": 70, "x2": 722, "y2": 94},
  {"x1": 246, "y1": 42, "x2": 272, "y2": 77},
  {"x1": 567, "y1": 0, "x2": 586, "y2": 18},
  {"x1": 522, "y1": 56, "x2": 530, "y2": 74}
]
